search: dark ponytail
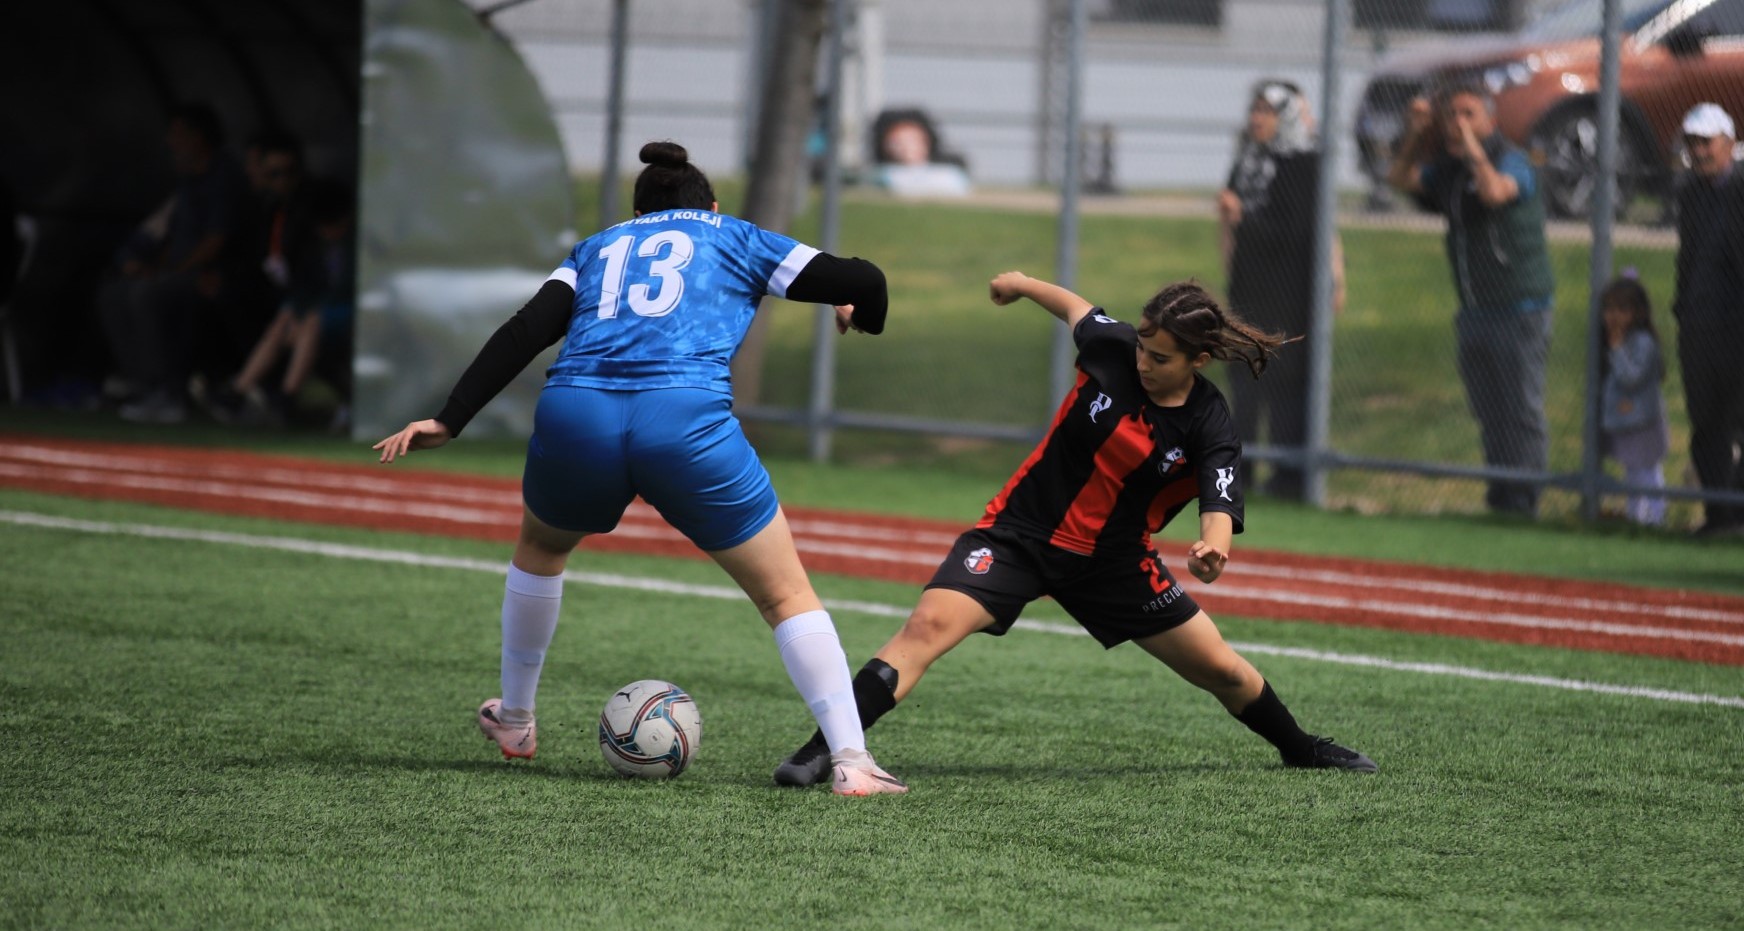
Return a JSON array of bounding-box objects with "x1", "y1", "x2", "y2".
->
[
  {"x1": 1136, "y1": 281, "x2": 1296, "y2": 379},
  {"x1": 632, "y1": 140, "x2": 717, "y2": 215}
]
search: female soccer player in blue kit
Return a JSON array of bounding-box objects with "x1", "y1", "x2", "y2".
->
[
  {"x1": 773, "y1": 271, "x2": 1376, "y2": 786},
  {"x1": 375, "y1": 141, "x2": 906, "y2": 796}
]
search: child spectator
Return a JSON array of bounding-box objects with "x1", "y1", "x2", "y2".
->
[
  {"x1": 1599, "y1": 274, "x2": 1669, "y2": 526},
  {"x1": 210, "y1": 179, "x2": 354, "y2": 428}
]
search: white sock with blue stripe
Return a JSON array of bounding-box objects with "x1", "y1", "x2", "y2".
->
[
  {"x1": 500, "y1": 564, "x2": 564, "y2": 722},
  {"x1": 772, "y1": 610, "x2": 866, "y2": 753}
]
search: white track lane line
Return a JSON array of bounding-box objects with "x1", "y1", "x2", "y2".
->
[
  {"x1": 3, "y1": 459, "x2": 1740, "y2": 645},
  {"x1": 8, "y1": 442, "x2": 1740, "y2": 620},
  {"x1": 0, "y1": 445, "x2": 964, "y2": 548},
  {"x1": 3, "y1": 508, "x2": 1739, "y2": 709},
  {"x1": 1217, "y1": 562, "x2": 1744, "y2": 625},
  {"x1": 8, "y1": 443, "x2": 1742, "y2": 619}
]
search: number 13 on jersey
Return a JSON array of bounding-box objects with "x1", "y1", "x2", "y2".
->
[{"x1": 596, "y1": 230, "x2": 695, "y2": 319}]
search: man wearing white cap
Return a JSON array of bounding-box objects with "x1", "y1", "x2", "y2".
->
[{"x1": 1673, "y1": 102, "x2": 1744, "y2": 535}]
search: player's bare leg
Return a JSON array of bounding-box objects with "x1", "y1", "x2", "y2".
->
[
  {"x1": 872, "y1": 589, "x2": 1000, "y2": 701},
  {"x1": 774, "y1": 588, "x2": 997, "y2": 786},
  {"x1": 703, "y1": 507, "x2": 824, "y2": 628},
  {"x1": 1136, "y1": 611, "x2": 1376, "y2": 772},
  {"x1": 711, "y1": 509, "x2": 906, "y2": 795},
  {"x1": 1132, "y1": 611, "x2": 1264, "y2": 712},
  {"x1": 480, "y1": 509, "x2": 587, "y2": 760}
]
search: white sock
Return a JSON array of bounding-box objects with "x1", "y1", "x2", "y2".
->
[
  {"x1": 772, "y1": 610, "x2": 866, "y2": 753},
  {"x1": 500, "y1": 564, "x2": 564, "y2": 720}
]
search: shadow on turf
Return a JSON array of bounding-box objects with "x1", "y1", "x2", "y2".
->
[
  {"x1": 233, "y1": 753, "x2": 1255, "y2": 785},
  {"x1": 869, "y1": 760, "x2": 1252, "y2": 780}
]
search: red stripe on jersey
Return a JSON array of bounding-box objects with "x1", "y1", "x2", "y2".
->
[
  {"x1": 1145, "y1": 475, "x2": 1201, "y2": 536},
  {"x1": 1047, "y1": 412, "x2": 1155, "y2": 554},
  {"x1": 978, "y1": 372, "x2": 1086, "y2": 528}
]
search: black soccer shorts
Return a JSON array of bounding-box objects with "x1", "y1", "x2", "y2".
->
[{"x1": 925, "y1": 525, "x2": 1201, "y2": 648}]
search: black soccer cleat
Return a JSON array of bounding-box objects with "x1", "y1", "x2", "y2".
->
[
  {"x1": 772, "y1": 736, "x2": 833, "y2": 787},
  {"x1": 1283, "y1": 736, "x2": 1378, "y2": 773}
]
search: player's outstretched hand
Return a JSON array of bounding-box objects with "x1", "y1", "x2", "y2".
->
[
  {"x1": 1187, "y1": 540, "x2": 1228, "y2": 584},
  {"x1": 374, "y1": 419, "x2": 452, "y2": 463},
  {"x1": 834, "y1": 304, "x2": 859, "y2": 335},
  {"x1": 988, "y1": 271, "x2": 1030, "y2": 306}
]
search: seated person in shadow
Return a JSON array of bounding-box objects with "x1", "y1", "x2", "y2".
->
[
  {"x1": 210, "y1": 179, "x2": 355, "y2": 429},
  {"x1": 97, "y1": 102, "x2": 250, "y2": 423}
]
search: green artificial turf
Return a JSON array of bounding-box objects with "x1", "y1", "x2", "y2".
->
[{"x1": 1, "y1": 490, "x2": 1740, "y2": 929}]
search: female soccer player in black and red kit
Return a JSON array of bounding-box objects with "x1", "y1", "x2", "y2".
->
[{"x1": 774, "y1": 270, "x2": 1376, "y2": 786}]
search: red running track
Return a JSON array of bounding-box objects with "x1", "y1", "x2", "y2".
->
[{"x1": 3, "y1": 433, "x2": 1743, "y2": 665}]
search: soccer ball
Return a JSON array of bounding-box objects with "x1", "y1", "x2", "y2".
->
[{"x1": 597, "y1": 679, "x2": 702, "y2": 778}]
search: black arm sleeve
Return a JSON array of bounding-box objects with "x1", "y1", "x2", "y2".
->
[
  {"x1": 433, "y1": 278, "x2": 574, "y2": 438},
  {"x1": 781, "y1": 252, "x2": 889, "y2": 335}
]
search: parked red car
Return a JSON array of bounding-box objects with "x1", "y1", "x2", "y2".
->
[{"x1": 1355, "y1": 0, "x2": 1744, "y2": 219}]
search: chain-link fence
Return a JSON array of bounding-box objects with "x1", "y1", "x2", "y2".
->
[{"x1": 477, "y1": 0, "x2": 1744, "y2": 529}]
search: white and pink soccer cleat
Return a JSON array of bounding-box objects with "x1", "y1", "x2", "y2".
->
[
  {"x1": 477, "y1": 698, "x2": 537, "y2": 760},
  {"x1": 830, "y1": 748, "x2": 908, "y2": 796}
]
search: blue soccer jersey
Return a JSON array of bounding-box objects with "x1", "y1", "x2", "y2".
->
[{"x1": 543, "y1": 208, "x2": 819, "y2": 394}]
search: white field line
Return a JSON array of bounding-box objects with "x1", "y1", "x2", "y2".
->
[
  {"x1": 3, "y1": 449, "x2": 1744, "y2": 638},
  {"x1": 4, "y1": 458, "x2": 1741, "y2": 646},
  {"x1": 9, "y1": 443, "x2": 1742, "y2": 624},
  {"x1": 3, "y1": 508, "x2": 1739, "y2": 710},
  {"x1": 10, "y1": 442, "x2": 1739, "y2": 622}
]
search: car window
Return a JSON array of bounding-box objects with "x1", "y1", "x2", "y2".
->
[{"x1": 1523, "y1": 0, "x2": 1672, "y2": 42}]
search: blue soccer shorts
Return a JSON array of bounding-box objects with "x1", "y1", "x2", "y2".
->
[{"x1": 521, "y1": 385, "x2": 778, "y2": 551}]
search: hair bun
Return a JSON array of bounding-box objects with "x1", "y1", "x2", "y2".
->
[{"x1": 639, "y1": 140, "x2": 689, "y2": 169}]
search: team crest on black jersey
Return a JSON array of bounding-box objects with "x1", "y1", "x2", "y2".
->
[
  {"x1": 964, "y1": 547, "x2": 995, "y2": 575},
  {"x1": 1157, "y1": 446, "x2": 1185, "y2": 476}
]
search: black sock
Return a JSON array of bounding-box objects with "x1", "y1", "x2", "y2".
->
[
  {"x1": 801, "y1": 658, "x2": 900, "y2": 754},
  {"x1": 1233, "y1": 681, "x2": 1315, "y2": 761}
]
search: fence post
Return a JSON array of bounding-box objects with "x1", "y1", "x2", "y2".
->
[
  {"x1": 808, "y1": 0, "x2": 851, "y2": 462},
  {"x1": 1048, "y1": 0, "x2": 1086, "y2": 410},
  {"x1": 1306, "y1": 0, "x2": 1348, "y2": 507},
  {"x1": 599, "y1": 0, "x2": 630, "y2": 230},
  {"x1": 1581, "y1": 0, "x2": 1623, "y2": 521}
]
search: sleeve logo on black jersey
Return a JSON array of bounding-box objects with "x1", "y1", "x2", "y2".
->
[
  {"x1": 964, "y1": 547, "x2": 996, "y2": 575},
  {"x1": 1091, "y1": 314, "x2": 1118, "y2": 325},
  {"x1": 1088, "y1": 392, "x2": 1112, "y2": 423},
  {"x1": 1215, "y1": 467, "x2": 1236, "y2": 501},
  {"x1": 1157, "y1": 446, "x2": 1186, "y2": 476}
]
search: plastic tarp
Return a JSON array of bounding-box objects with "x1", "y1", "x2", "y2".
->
[{"x1": 356, "y1": 0, "x2": 575, "y2": 439}]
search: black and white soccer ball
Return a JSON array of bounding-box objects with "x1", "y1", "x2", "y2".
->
[{"x1": 597, "y1": 679, "x2": 701, "y2": 778}]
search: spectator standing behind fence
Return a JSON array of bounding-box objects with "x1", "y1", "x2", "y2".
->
[
  {"x1": 1671, "y1": 103, "x2": 1744, "y2": 537},
  {"x1": 1387, "y1": 83, "x2": 1555, "y2": 518},
  {"x1": 1217, "y1": 79, "x2": 1344, "y2": 502},
  {"x1": 1598, "y1": 275, "x2": 1668, "y2": 526}
]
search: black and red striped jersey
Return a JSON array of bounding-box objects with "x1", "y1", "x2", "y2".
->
[{"x1": 976, "y1": 310, "x2": 1244, "y2": 556}]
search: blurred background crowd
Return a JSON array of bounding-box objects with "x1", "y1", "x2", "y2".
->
[{"x1": 1, "y1": 0, "x2": 1740, "y2": 530}]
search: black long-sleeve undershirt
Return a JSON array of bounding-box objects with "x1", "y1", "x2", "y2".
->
[
  {"x1": 786, "y1": 253, "x2": 888, "y2": 335},
  {"x1": 432, "y1": 251, "x2": 888, "y2": 437}
]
